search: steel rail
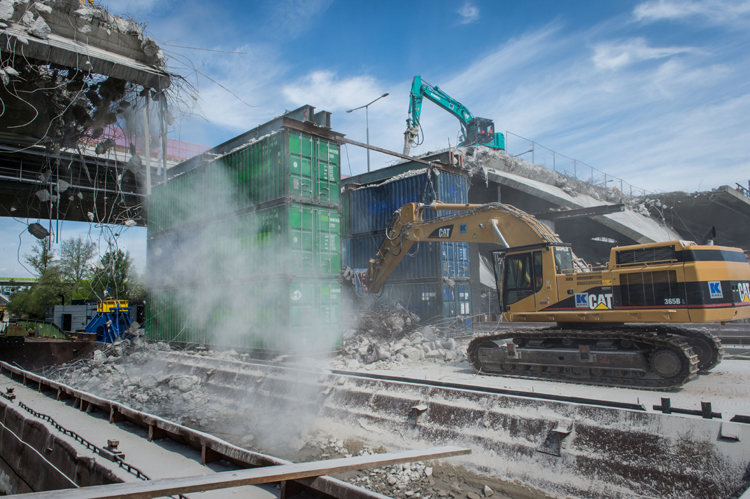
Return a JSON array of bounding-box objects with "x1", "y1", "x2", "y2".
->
[{"x1": 330, "y1": 369, "x2": 646, "y2": 411}]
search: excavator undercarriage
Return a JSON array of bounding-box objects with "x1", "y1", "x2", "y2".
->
[{"x1": 467, "y1": 325, "x2": 723, "y2": 390}]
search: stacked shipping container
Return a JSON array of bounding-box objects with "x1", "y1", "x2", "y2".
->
[
  {"x1": 146, "y1": 123, "x2": 343, "y2": 353},
  {"x1": 342, "y1": 165, "x2": 473, "y2": 322}
]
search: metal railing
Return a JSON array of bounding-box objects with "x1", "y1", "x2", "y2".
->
[{"x1": 505, "y1": 131, "x2": 649, "y2": 198}]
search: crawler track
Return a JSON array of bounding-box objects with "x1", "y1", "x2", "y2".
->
[{"x1": 466, "y1": 326, "x2": 714, "y2": 390}]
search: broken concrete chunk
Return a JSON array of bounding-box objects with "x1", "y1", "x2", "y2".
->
[
  {"x1": 55, "y1": 179, "x2": 70, "y2": 193},
  {"x1": 0, "y1": 69, "x2": 8, "y2": 86},
  {"x1": 78, "y1": 24, "x2": 91, "y2": 34},
  {"x1": 95, "y1": 138, "x2": 116, "y2": 155},
  {"x1": 35, "y1": 189, "x2": 51, "y2": 202},
  {"x1": 19, "y1": 10, "x2": 33, "y2": 25},
  {"x1": 483, "y1": 485, "x2": 494, "y2": 497},
  {"x1": 31, "y1": 2, "x2": 51, "y2": 13},
  {"x1": 91, "y1": 350, "x2": 106, "y2": 366},
  {"x1": 13, "y1": 32, "x2": 29, "y2": 45},
  {"x1": 2, "y1": 66, "x2": 18, "y2": 77},
  {"x1": 29, "y1": 13, "x2": 49, "y2": 38},
  {"x1": 169, "y1": 375, "x2": 200, "y2": 392},
  {"x1": 0, "y1": 0, "x2": 13, "y2": 21},
  {"x1": 126, "y1": 153, "x2": 142, "y2": 173}
]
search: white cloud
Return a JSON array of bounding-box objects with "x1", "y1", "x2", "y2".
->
[
  {"x1": 592, "y1": 38, "x2": 695, "y2": 70},
  {"x1": 282, "y1": 71, "x2": 385, "y2": 112},
  {"x1": 633, "y1": 0, "x2": 750, "y2": 26},
  {"x1": 266, "y1": 0, "x2": 334, "y2": 38},
  {"x1": 458, "y1": 2, "x2": 480, "y2": 24}
]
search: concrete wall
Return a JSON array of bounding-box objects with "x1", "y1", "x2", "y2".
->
[{"x1": 0, "y1": 400, "x2": 121, "y2": 494}]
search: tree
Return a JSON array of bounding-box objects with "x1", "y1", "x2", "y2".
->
[
  {"x1": 59, "y1": 237, "x2": 96, "y2": 297},
  {"x1": 7, "y1": 266, "x2": 70, "y2": 319},
  {"x1": 25, "y1": 238, "x2": 55, "y2": 276},
  {"x1": 89, "y1": 249, "x2": 136, "y2": 300}
]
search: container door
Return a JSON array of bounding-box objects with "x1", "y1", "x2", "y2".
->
[
  {"x1": 442, "y1": 286, "x2": 456, "y2": 316},
  {"x1": 289, "y1": 204, "x2": 314, "y2": 275},
  {"x1": 289, "y1": 280, "x2": 314, "y2": 349},
  {"x1": 315, "y1": 140, "x2": 340, "y2": 204},
  {"x1": 289, "y1": 134, "x2": 313, "y2": 201},
  {"x1": 315, "y1": 208, "x2": 341, "y2": 275}
]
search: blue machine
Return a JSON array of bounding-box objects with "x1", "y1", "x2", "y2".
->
[{"x1": 84, "y1": 300, "x2": 132, "y2": 343}]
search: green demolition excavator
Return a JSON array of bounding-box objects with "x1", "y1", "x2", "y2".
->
[{"x1": 403, "y1": 75, "x2": 505, "y2": 155}]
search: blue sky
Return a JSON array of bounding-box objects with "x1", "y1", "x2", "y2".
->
[{"x1": 2, "y1": 0, "x2": 749, "y2": 277}]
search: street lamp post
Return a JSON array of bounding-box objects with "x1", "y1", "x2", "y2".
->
[{"x1": 347, "y1": 93, "x2": 389, "y2": 173}]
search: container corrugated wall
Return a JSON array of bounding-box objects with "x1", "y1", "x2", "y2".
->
[
  {"x1": 348, "y1": 170, "x2": 468, "y2": 235},
  {"x1": 348, "y1": 236, "x2": 470, "y2": 281},
  {"x1": 148, "y1": 203, "x2": 341, "y2": 288},
  {"x1": 145, "y1": 278, "x2": 341, "y2": 352},
  {"x1": 204, "y1": 130, "x2": 340, "y2": 217},
  {"x1": 377, "y1": 282, "x2": 472, "y2": 322}
]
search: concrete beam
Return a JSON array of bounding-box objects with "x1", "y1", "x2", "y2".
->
[
  {"x1": 486, "y1": 168, "x2": 681, "y2": 244},
  {"x1": 0, "y1": 27, "x2": 170, "y2": 90}
]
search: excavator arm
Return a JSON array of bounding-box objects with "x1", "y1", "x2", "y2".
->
[
  {"x1": 404, "y1": 76, "x2": 474, "y2": 155},
  {"x1": 366, "y1": 202, "x2": 563, "y2": 293}
]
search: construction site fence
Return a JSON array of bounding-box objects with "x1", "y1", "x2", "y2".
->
[{"x1": 505, "y1": 131, "x2": 649, "y2": 199}]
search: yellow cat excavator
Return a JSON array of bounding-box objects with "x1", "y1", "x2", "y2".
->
[{"x1": 365, "y1": 202, "x2": 750, "y2": 389}]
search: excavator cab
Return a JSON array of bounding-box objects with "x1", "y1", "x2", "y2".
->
[
  {"x1": 466, "y1": 118, "x2": 505, "y2": 149},
  {"x1": 493, "y1": 244, "x2": 563, "y2": 313},
  {"x1": 465, "y1": 118, "x2": 495, "y2": 146}
]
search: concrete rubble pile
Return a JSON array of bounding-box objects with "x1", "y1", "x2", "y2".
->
[
  {"x1": 304, "y1": 437, "x2": 509, "y2": 499},
  {"x1": 46, "y1": 335, "x2": 220, "y2": 429},
  {"x1": 334, "y1": 306, "x2": 468, "y2": 371},
  {"x1": 459, "y1": 146, "x2": 634, "y2": 205}
]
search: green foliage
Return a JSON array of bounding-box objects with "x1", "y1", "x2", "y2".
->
[
  {"x1": 60, "y1": 237, "x2": 97, "y2": 296},
  {"x1": 24, "y1": 238, "x2": 55, "y2": 276},
  {"x1": 7, "y1": 266, "x2": 71, "y2": 320},
  {"x1": 89, "y1": 249, "x2": 143, "y2": 300}
]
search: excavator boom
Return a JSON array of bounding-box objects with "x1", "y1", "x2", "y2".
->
[{"x1": 366, "y1": 202, "x2": 563, "y2": 294}]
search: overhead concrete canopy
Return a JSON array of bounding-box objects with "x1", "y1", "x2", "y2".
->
[
  {"x1": 486, "y1": 168, "x2": 682, "y2": 244},
  {"x1": 650, "y1": 185, "x2": 750, "y2": 250}
]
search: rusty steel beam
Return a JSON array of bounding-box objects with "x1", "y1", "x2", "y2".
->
[{"x1": 17, "y1": 447, "x2": 471, "y2": 499}]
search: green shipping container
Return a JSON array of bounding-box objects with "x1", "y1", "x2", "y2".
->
[
  {"x1": 145, "y1": 278, "x2": 342, "y2": 353},
  {"x1": 148, "y1": 129, "x2": 340, "y2": 234},
  {"x1": 148, "y1": 167, "x2": 206, "y2": 234},
  {"x1": 204, "y1": 130, "x2": 340, "y2": 219},
  {"x1": 147, "y1": 202, "x2": 341, "y2": 287}
]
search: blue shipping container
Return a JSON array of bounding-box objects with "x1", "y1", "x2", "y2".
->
[
  {"x1": 348, "y1": 169, "x2": 469, "y2": 235},
  {"x1": 377, "y1": 282, "x2": 473, "y2": 322},
  {"x1": 348, "y1": 235, "x2": 470, "y2": 281}
]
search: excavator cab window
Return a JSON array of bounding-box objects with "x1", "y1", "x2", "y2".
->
[
  {"x1": 503, "y1": 251, "x2": 543, "y2": 305},
  {"x1": 466, "y1": 118, "x2": 495, "y2": 146},
  {"x1": 553, "y1": 247, "x2": 574, "y2": 274}
]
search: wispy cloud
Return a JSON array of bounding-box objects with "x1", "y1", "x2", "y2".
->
[
  {"x1": 633, "y1": 0, "x2": 750, "y2": 26},
  {"x1": 458, "y1": 2, "x2": 480, "y2": 24},
  {"x1": 265, "y1": 0, "x2": 334, "y2": 39},
  {"x1": 282, "y1": 71, "x2": 385, "y2": 112},
  {"x1": 592, "y1": 38, "x2": 695, "y2": 70}
]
